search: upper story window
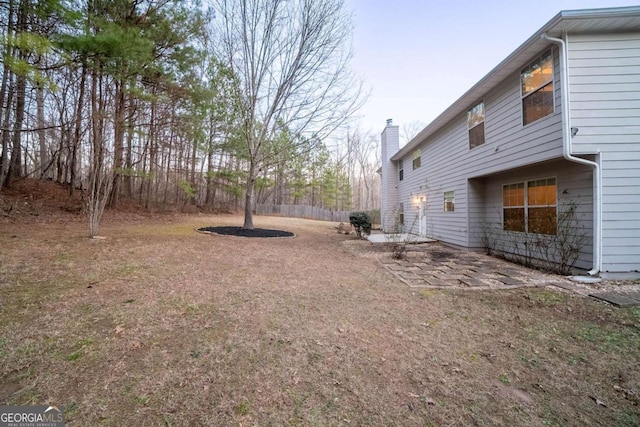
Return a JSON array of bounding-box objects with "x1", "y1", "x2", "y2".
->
[
  {"x1": 398, "y1": 159, "x2": 404, "y2": 181},
  {"x1": 521, "y1": 50, "x2": 554, "y2": 126},
  {"x1": 468, "y1": 102, "x2": 485, "y2": 149},
  {"x1": 412, "y1": 149, "x2": 421, "y2": 170}
]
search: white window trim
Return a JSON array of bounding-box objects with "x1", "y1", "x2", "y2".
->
[
  {"x1": 468, "y1": 101, "x2": 485, "y2": 149},
  {"x1": 520, "y1": 49, "x2": 555, "y2": 127},
  {"x1": 502, "y1": 177, "x2": 558, "y2": 233},
  {"x1": 444, "y1": 191, "x2": 455, "y2": 212},
  {"x1": 412, "y1": 149, "x2": 421, "y2": 170}
]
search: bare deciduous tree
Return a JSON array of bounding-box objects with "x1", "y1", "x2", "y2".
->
[
  {"x1": 214, "y1": 0, "x2": 365, "y2": 229},
  {"x1": 401, "y1": 120, "x2": 426, "y2": 145}
]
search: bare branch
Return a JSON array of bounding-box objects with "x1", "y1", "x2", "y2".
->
[{"x1": 213, "y1": 0, "x2": 366, "y2": 228}]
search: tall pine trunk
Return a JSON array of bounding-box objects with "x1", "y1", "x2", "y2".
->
[
  {"x1": 0, "y1": 0, "x2": 15, "y2": 194},
  {"x1": 36, "y1": 80, "x2": 50, "y2": 179},
  {"x1": 4, "y1": 0, "x2": 27, "y2": 188},
  {"x1": 70, "y1": 64, "x2": 86, "y2": 195},
  {"x1": 124, "y1": 91, "x2": 134, "y2": 197},
  {"x1": 5, "y1": 69, "x2": 26, "y2": 187},
  {"x1": 0, "y1": 72, "x2": 13, "y2": 193},
  {"x1": 109, "y1": 78, "x2": 126, "y2": 208}
]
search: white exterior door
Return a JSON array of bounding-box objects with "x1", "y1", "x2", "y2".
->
[{"x1": 418, "y1": 197, "x2": 427, "y2": 236}]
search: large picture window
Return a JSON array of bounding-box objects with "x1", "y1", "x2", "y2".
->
[
  {"x1": 503, "y1": 178, "x2": 557, "y2": 234},
  {"x1": 521, "y1": 51, "x2": 554, "y2": 126},
  {"x1": 468, "y1": 102, "x2": 485, "y2": 149},
  {"x1": 527, "y1": 178, "x2": 557, "y2": 234},
  {"x1": 503, "y1": 183, "x2": 525, "y2": 232}
]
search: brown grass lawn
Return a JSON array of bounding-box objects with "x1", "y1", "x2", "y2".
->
[{"x1": 1, "y1": 214, "x2": 639, "y2": 426}]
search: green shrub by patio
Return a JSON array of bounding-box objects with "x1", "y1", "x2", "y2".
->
[{"x1": 349, "y1": 211, "x2": 371, "y2": 238}]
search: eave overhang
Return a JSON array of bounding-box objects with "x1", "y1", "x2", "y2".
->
[{"x1": 390, "y1": 6, "x2": 640, "y2": 161}]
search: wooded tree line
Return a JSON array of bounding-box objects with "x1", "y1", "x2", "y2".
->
[{"x1": 0, "y1": 0, "x2": 378, "y2": 231}]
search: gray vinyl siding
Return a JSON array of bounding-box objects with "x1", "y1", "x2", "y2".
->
[
  {"x1": 568, "y1": 32, "x2": 640, "y2": 273},
  {"x1": 478, "y1": 159, "x2": 594, "y2": 271},
  {"x1": 396, "y1": 48, "x2": 565, "y2": 248},
  {"x1": 601, "y1": 151, "x2": 640, "y2": 271},
  {"x1": 467, "y1": 178, "x2": 487, "y2": 248}
]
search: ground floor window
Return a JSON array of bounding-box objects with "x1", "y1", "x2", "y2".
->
[
  {"x1": 503, "y1": 178, "x2": 556, "y2": 234},
  {"x1": 444, "y1": 191, "x2": 455, "y2": 212}
]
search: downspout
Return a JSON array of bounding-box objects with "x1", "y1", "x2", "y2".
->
[{"x1": 542, "y1": 33, "x2": 601, "y2": 276}]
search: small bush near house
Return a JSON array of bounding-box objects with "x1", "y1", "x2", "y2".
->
[
  {"x1": 391, "y1": 243, "x2": 407, "y2": 260},
  {"x1": 349, "y1": 211, "x2": 371, "y2": 238}
]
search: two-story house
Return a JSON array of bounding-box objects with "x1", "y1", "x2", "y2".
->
[{"x1": 380, "y1": 6, "x2": 640, "y2": 278}]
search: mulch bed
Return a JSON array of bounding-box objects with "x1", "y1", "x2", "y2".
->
[{"x1": 197, "y1": 226, "x2": 295, "y2": 238}]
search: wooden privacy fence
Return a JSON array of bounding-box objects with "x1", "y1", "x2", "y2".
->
[
  {"x1": 256, "y1": 204, "x2": 349, "y2": 222},
  {"x1": 256, "y1": 204, "x2": 381, "y2": 225}
]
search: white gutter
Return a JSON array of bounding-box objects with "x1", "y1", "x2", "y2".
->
[{"x1": 542, "y1": 33, "x2": 601, "y2": 276}]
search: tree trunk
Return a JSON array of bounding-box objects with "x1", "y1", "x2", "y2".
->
[
  {"x1": 190, "y1": 128, "x2": 197, "y2": 185},
  {"x1": 145, "y1": 96, "x2": 156, "y2": 209},
  {"x1": 243, "y1": 159, "x2": 256, "y2": 229},
  {"x1": 70, "y1": 64, "x2": 86, "y2": 195},
  {"x1": 124, "y1": 91, "x2": 134, "y2": 197},
  {"x1": 87, "y1": 67, "x2": 111, "y2": 237},
  {"x1": 36, "y1": 80, "x2": 50, "y2": 179},
  {"x1": 109, "y1": 79, "x2": 126, "y2": 208},
  {"x1": 4, "y1": 0, "x2": 28, "y2": 188},
  {"x1": 4, "y1": 67, "x2": 26, "y2": 188},
  {"x1": 55, "y1": 115, "x2": 65, "y2": 184},
  {"x1": 0, "y1": 71, "x2": 14, "y2": 193},
  {"x1": 211, "y1": 150, "x2": 224, "y2": 208},
  {"x1": 0, "y1": 0, "x2": 15, "y2": 194},
  {"x1": 205, "y1": 135, "x2": 214, "y2": 206}
]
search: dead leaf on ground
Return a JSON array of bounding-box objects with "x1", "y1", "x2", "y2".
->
[{"x1": 408, "y1": 393, "x2": 436, "y2": 405}]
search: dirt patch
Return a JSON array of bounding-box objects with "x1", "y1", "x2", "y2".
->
[
  {"x1": 1, "y1": 213, "x2": 639, "y2": 426},
  {"x1": 428, "y1": 250, "x2": 455, "y2": 261}
]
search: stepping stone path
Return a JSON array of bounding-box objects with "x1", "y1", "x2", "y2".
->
[
  {"x1": 379, "y1": 243, "x2": 569, "y2": 290},
  {"x1": 589, "y1": 292, "x2": 640, "y2": 307},
  {"x1": 374, "y1": 242, "x2": 640, "y2": 306}
]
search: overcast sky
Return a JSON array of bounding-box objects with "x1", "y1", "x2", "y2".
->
[{"x1": 345, "y1": 0, "x2": 640, "y2": 138}]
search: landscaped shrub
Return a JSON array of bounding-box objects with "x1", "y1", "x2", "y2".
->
[
  {"x1": 479, "y1": 199, "x2": 587, "y2": 275},
  {"x1": 349, "y1": 211, "x2": 371, "y2": 238}
]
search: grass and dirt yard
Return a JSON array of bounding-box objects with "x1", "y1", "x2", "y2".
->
[{"x1": 1, "y1": 212, "x2": 639, "y2": 426}]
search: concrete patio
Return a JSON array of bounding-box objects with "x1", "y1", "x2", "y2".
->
[{"x1": 366, "y1": 232, "x2": 435, "y2": 244}]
